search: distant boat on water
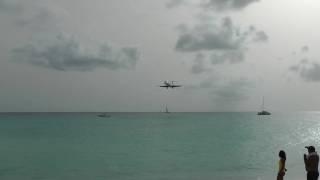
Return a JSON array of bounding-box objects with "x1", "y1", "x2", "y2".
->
[
  {"x1": 257, "y1": 97, "x2": 271, "y2": 115},
  {"x1": 97, "y1": 113, "x2": 111, "y2": 118},
  {"x1": 164, "y1": 105, "x2": 170, "y2": 113},
  {"x1": 257, "y1": 110, "x2": 271, "y2": 115}
]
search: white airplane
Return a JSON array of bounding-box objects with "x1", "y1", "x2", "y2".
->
[{"x1": 159, "y1": 81, "x2": 182, "y2": 89}]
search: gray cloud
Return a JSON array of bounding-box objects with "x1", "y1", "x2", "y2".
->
[
  {"x1": 289, "y1": 65, "x2": 299, "y2": 72},
  {"x1": 289, "y1": 59, "x2": 320, "y2": 82},
  {"x1": 300, "y1": 63, "x2": 320, "y2": 82},
  {"x1": 176, "y1": 17, "x2": 267, "y2": 53},
  {"x1": 191, "y1": 53, "x2": 211, "y2": 74},
  {"x1": 166, "y1": 0, "x2": 260, "y2": 11},
  {"x1": 289, "y1": 59, "x2": 308, "y2": 72},
  {"x1": 0, "y1": 0, "x2": 62, "y2": 33},
  {"x1": 253, "y1": 31, "x2": 268, "y2": 42},
  {"x1": 202, "y1": 0, "x2": 260, "y2": 11},
  {"x1": 301, "y1": 45, "x2": 309, "y2": 53},
  {"x1": 15, "y1": 7, "x2": 58, "y2": 28},
  {"x1": 11, "y1": 34, "x2": 139, "y2": 71},
  {"x1": 176, "y1": 17, "x2": 244, "y2": 52},
  {"x1": 176, "y1": 17, "x2": 267, "y2": 70},
  {"x1": 211, "y1": 50, "x2": 245, "y2": 64},
  {"x1": 300, "y1": 58, "x2": 309, "y2": 64}
]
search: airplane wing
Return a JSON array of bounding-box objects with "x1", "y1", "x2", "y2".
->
[
  {"x1": 171, "y1": 85, "x2": 182, "y2": 87},
  {"x1": 160, "y1": 85, "x2": 169, "y2": 87}
]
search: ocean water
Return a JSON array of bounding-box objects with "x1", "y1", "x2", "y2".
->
[{"x1": 0, "y1": 112, "x2": 319, "y2": 180}]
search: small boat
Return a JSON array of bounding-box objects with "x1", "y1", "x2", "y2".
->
[
  {"x1": 257, "y1": 110, "x2": 271, "y2": 115},
  {"x1": 257, "y1": 97, "x2": 271, "y2": 115},
  {"x1": 164, "y1": 105, "x2": 170, "y2": 113},
  {"x1": 97, "y1": 113, "x2": 111, "y2": 118}
]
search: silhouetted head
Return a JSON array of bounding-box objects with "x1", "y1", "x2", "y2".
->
[
  {"x1": 279, "y1": 150, "x2": 286, "y2": 160},
  {"x1": 305, "y1": 146, "x2": 316, "y2": 153}
]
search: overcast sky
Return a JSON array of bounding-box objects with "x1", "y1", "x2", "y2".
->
[{"x1": 1, "y1": 0, "x2": 320, "y2": 112}]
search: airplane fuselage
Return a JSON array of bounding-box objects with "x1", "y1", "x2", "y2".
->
[{"x1": 160, "y1": 81, "x2": 182, "y2": 89}]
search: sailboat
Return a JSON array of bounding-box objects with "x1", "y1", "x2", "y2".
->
[
  {"x1": 257, "y1": 97, "x2": 271, "y2": 115},
  {"x1": 164, "y1": 105, "x2": 170, "y2": 113}
]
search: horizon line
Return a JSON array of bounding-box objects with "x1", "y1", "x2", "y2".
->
[{"x1": 0, "y1": 111, "x2": 319, "y2": 113}]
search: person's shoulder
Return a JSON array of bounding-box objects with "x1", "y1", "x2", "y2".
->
[{"x1": 309, "y1": 154, "x2": 319, "y2": 160}]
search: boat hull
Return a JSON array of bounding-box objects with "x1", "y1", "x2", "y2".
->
[{"x1": 257, "y1": 111, "x2": 271, "y2": 115}]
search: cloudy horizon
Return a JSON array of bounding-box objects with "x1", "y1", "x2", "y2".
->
[{"x1": 1, "y1": 0, "x2": 320, "y2": 112}]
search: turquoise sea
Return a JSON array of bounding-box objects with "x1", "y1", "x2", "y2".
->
[{"x1": 0, "y1": 112, "x2": 319, "y2": 180}]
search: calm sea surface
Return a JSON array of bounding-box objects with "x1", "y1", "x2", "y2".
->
[{"x1": 0, "y1": 112, "x2": 319, "y2": 180}]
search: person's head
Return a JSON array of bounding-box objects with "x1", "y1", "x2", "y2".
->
[
  {"x1": 279, "y1": 150, "x2": 286, "y2": 160},
  {"x1": 305, "y1": 146, "x2": 316, "y2": 153}
]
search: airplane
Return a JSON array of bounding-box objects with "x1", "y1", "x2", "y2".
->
[{"x1": 159, "y1": 81, "x2": 182, "y2": 89}]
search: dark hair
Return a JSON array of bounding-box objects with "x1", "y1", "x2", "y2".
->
[
  {"x1": 279, "y1": 150, "x2": 286, "y2": 160},
  {"x1": 306, "y1": 146, "x2": 316, "y2": 153}
]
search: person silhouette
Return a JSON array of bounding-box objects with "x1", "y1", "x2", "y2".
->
[
  {"x1": 277, "y1": 150, "x2": 287, "y2": 180},
  {"x1": 304, "y1": 146, "x2": 319, "y2": 180}
]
